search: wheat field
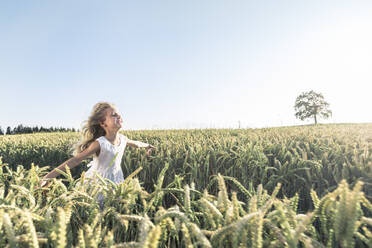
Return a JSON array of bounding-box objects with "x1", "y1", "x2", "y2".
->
[{"x1": 0, "y1": 123, "x2": 371, "y2": 247}]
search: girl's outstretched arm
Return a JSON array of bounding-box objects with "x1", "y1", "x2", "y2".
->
[
  {"x1": 40, "y1": 141, "x2": 100, "y2": 186},
  {"x1": 126, "y1": 139, "x2": 155, "y2": 156}
]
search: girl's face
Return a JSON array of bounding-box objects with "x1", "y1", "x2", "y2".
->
[{"x1": 101, "y1": 108, "x2": 123, "y2": 130}]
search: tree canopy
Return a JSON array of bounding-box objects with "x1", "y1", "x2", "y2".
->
[{"x1": 294, "y1": 90, "x2": 332, "y2": 124}]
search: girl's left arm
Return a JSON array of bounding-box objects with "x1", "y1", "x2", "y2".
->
[{"x1": 126, "y1": 138, "x2": 155, "y2": 155}]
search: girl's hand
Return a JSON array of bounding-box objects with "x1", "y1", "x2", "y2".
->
[
  {"x1": 37, "y1": 178, "x2": 50, "y2": 198},
  {"x1": 40, "y1": 178, "x2": 49, "y2": 188},
  {"x1": 145, "y1": 145, "x2": 155, "y2": 156}
]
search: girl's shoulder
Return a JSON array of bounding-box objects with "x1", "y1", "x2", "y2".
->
[
  {"x1": 96, "y1": 136, "x2": 107, "y2": 142},
  {"x1": 95, "y1": 136, "x2": 107, "y2": 147}
]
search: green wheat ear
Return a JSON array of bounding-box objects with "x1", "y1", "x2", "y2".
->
[
  {"x1": 145, "y1": 162, "x2": 169, "y2": 213},
  {"x1": 333, "y1": 180, "x2": 363, "y2": 248},
  {"x1": 3, "y1": 212, "x2": 17, "y2": 248},
  {"x1": 55, "y1": 207, "x2": 67, "y2": 248},
  {"x1": 78, "y1": 228, "x2": 86, "y2": 248},
  {"x1": 138, "y1": 215, "x2": 155, "y2": 247},
  {"x1": 108, "y1": 152, "x2": 119, "y2": 168},
  {"x1": 310, "y1": 189, "x2": 320, "y2": 209},
  {"x1": 200, "y1": 197, "x2": 223, "y2": 224},
  {"x1": 231, "y1": 192, "x2": 240, "y2": 221},
  {"x1": 217, "y1": 173, "x2": 229, "y2": 213},
  {"x1": 84, "y1": 223, "x2": 98, "y2": 248},
  {"x1": 222, "y1": 175, "x2": 252, "y2": 200},
  {"x1": 251, "y1": 212, "x2": 264, "y2": 248},
  {"x1": 122, "y1": 166, "x2": 143, "y2": 187},
  {"x1": 181, "y1": 223, "x2": 193, "y2": 248},
  {"x1": 24, "y1": 211, "x2": 39, "y2": 248},
  {"x1": 143, "y1": 225, "x2": 162, "y2": 248},
  {"x1": 361, "y1": 195, "x2": 372, "y2": 213}
]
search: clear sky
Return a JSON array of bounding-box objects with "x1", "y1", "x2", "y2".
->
[{"x1": 1, "y1": 1, "x2": 371, "y2": 130}]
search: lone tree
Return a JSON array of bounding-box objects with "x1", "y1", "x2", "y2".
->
[{"x1": 294, "y1": 90, "x2": 332, "y2": 125}]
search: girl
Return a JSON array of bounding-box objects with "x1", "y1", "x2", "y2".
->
[{"x1": 40, "y1": 102, "x2": 155, "y2": 187}]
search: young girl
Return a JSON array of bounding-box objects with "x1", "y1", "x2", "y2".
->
[{"x1": 40, "y1": 102, "x2": 155, "y2": 187}]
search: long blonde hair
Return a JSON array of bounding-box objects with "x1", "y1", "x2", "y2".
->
[{"x1": 73, "y1": 102, "x2": 117, "y2": 156}]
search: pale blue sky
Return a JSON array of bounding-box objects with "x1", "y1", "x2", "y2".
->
[{"x1": 1, "y1": 1, "x2": 371, "y2": 130}]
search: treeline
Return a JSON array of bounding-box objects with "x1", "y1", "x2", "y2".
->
[{"x1": 0, "y1": 124, "x2": 77, "y2": 135}]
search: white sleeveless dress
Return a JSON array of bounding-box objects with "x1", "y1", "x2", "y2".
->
[{"x1": 85, "y1": 134, "x2": 127, "y2": 184}]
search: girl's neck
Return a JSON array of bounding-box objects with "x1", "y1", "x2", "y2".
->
[{"x1": 104, "y1": 130, "x2": 119, "y2": 142}]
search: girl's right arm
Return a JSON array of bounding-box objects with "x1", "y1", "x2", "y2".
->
[{"x1": 40, "y1": 141, "x2": 100, "y2": 186}]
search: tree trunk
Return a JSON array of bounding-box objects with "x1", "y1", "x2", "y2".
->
[{"x1": 313, "y1": 106, "x2": 318, "y2": 125}]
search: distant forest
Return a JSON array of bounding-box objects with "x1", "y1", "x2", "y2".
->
[{"x1": 0, "y1": 124, "x2": 77, "y2": 135}]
